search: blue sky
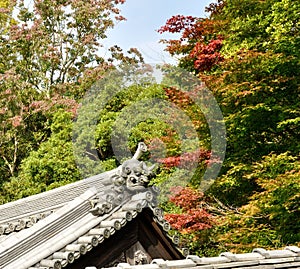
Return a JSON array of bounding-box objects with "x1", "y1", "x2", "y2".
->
[{"x1": 102, "y1": 0, "x2": 213, "y2": 64}]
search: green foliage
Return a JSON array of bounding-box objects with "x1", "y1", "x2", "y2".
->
[
  {"x1": 73, "y1": 81, "x2": 170, "y2": 178},
  {"x1": 159, "y1": 0, "x2": 300, "y2": 254},
  {"x1": 95, "y1": 83, "x2": 169, "y2": 158},
  {"x1": 207, "y1": 153, "x2": 300, "y2": 253},
  {"x1": 208, "y1": 162, "x2": 258, "y2": 206},
  {"x1": 266, "y1": 0, "x2": 300, "y2": 56},
  {"x1": 218, "y1": 0, "x2": 300, "y2": 58},
  {"x1": 211, "y1": 51, "x2": 300, "y2": 162},
  {"x1": 0, "y1": 0, "x2": 139, "y2": 191},
  {"x1": 0, "y1": 111, "x2": 81, "y2": 203}
]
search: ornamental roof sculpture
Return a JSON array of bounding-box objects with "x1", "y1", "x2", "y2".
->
[{"x1": 0, "y1": 143, "x2": 186, "y2": 269}]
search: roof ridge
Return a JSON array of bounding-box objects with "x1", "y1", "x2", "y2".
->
[
  {"x1": 0, "y1": 188, "x2": 98, "y2": 269},
  {"x1": 0, "y1": 170, "x2": 116, "y2": 224}
]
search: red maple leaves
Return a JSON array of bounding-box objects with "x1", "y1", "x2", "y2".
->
[
  {"x1": 190, "y1": 39, "x2": 223, "y2": 72},
  {"x1": 155, "y1": 86, "x2": 211, "y2": 169},
  {"x1": 157, "y1": 149, "x2": 211, "y2": 169},
  {"x1": 158, "y1": 15, "x2": 197, "y2": 34},
  {"x1": 165, "y1": 187, "x2": 214, "y2": 233},
  {"x1": 158, "y1": 15, "x2": 224, "y2": 72}
]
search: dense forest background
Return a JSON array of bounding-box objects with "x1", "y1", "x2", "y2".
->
[{"x1": 0, "y1": 0, "x2": 299, "y2": 255}]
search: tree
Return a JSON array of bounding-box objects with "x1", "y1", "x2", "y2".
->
[
  {"x1": 159, "y1": 0, "x2": 300, "y2": 254},
  {"x1": 0, "y1": 0, "x2": 138, "y2": 185},
  {"x1": 207, "y1": 153, "x2": 300, "y2": 253},
  {"x1": 74, "y1": 73, "x2": 211, "y2": 182},
  {"x1": 0, "y1": 66, "x2": 79, "y2": 181},
  {"x1": 1, "y1": 110, "x2": 81, "y2": 203},
  {"x1": 5, "y1": 0, "x2": 128, "y2": 95},
  {"x1": 161, "y1": 186, "x2": 218, "y2": 257},
  {"x1": 159, "y1": 0, "x2": 300, "y2": 169}
]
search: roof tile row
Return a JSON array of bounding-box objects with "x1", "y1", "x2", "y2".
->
[{"x1": 100, "y1": 246, "x2": 300, "y2": 269}]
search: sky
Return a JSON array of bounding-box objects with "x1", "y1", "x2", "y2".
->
[{"x1": 102, "y1": 0, "x2": 213, "y2": 64}]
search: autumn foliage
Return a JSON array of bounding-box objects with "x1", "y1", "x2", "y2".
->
[
  {"x1": 159, "y1": 0, "x2": 300, "y2": 255},
  {"x1": 165, "y1": 187, "x2": 214, "y2": 233},
  {"x1": 189, "y1": 39, "x2": 223, "y2": 71},
  {"x1": 157, "y1": 149, "x2": 211, "y2": 170},
  {"x1": 158, "y1": 15, "x2": 224, "y2": 72}
]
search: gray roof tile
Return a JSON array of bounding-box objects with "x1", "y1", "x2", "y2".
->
[
  {"x1": 101, "y1": 248, "x2": 300, "y2": 269},
  {"x1": 285, "y1": 246, "x2": 300, "y2": 255},
  {"x1": 187, "y1": 255, "x2": 231, "y2": 265},
  {"x1": 254, "y1": 249, "x2": 298, "y2": 259}
]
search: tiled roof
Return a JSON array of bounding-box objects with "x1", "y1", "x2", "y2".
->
[
  {"x1": 0, "y1": 184, "x2": 179, "y2": 269},
  {"x1": 0, "y1": 170, "x2": 114, "y2": 235},
  {"x1": 0, "y1": 143, "x2": 184, "y2": 269},
  {"x1": 100, "y1": 246, "x2": 300, "y2": 269}
]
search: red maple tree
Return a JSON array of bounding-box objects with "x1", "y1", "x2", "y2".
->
[
  {"x1": 158, "y1": 12, "x2": 224, "y2": 72},
  {"x1": 165, "y1": 187, "x2": 214, "y2": 233}
]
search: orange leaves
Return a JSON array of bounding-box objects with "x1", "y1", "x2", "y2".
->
[
  {"x1": 169, "y1": 186, "x2": 204, "y2": 210},
  {"x1": 11, "y1": 115, "x2": 22, "y2": 127},
  {"x1": 29, "y1": 94, "x2": 79, "y2": 117}
]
